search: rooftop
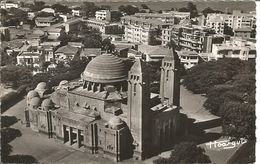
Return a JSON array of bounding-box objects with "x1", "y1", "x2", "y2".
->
[
  {"x1": 121, "y1": 16, "x2": 165, "y2": 26},
  {"x1": 234, "y1": 28, "x2": 252, "y2": 32},
  {"x1": 55, "y1": 45, "x2": 79, "y2": 55},
  {"x1": 82, "y1": 53, "x2": 127, "y2": 83}
]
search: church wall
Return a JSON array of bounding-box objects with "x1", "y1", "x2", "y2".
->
[
  {"x1": 151, "y1": 109, "x2": 181, "y2": 152},
  {"x1": 37, "y1": 110, "x2": 48, "y2": 133},
  {"x1": 67, "y1": 92, "x2": 104, "y2": 113}
]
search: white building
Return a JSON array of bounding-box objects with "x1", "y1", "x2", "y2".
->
[
  {"x1": 206, "y1": 15, "x2": 225, "y2": 34},
  {"x1": 0, "y1": 1, "x2": 19, "y2": 9},
  {"x1": 211, "y1": 38, "x2": 256, "y2": 60},
  {"x1": 121, "y1": 16, "x2": 166, "y2": 45},
  {"x1": 41, "y1": 8, "x2": 55, "y2": 14},
  {"x1": 35, "y1": 17, "x2": 57, "y2": 27},
  {"x1": 95, "y1": 10, "x2": 111, "y2": 22},
  {"x1": 176, "y1": 50, "x2": 199, "y2": 69},
  {"x1": 206, "y1": 10, "x2": 256, "y2": 32},
  {"x1": 72, "y1": 9, "x2": 86, "y2": 17}
]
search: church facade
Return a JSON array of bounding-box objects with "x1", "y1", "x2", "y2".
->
[{"x1": 24, "y1": 48, "x2": 183, "y2": 162}]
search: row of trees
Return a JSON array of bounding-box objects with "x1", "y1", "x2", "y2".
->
[
  {"x1": 183, "y1": 58, "x2": 255, "y2": 140},
  {"x1": 153, "y1": 142, "x2": 211, "y2": 164}
]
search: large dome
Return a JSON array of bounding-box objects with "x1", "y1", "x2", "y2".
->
[{"x1": 82, "y1": 54, "x2": 127, "y2": 83}]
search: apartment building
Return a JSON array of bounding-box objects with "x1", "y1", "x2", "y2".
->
[
  {"x1": 0, "y1": 1, "x2": 19, "y2": 9},
  {"x1": 234, "y1": 28, "x2": 251, "y2": 39},
  {"x1": 84, "y1": 19, "x2": 122, "y2": 34},
  {"x1": 121, "y1": 16, "x2": 168, "y2": 45},
  {"x1": 206, "y1": 10, "x2": 256, "y2": 33},
  {"x1": 161, "y1": 20, "x2": 215, "y2": 53},
  {"x1": 206, "y1": 15, "x2": 225, "y2": 34},
  {"x1": 211, "y1": 38, "x2": 256, "y2": 60},
  {"x1": 72, "y1": 8, "x2": 86, "y2": 17},
  {"x1": 133, "y1": 12, "x2": 190, "y2": 25},
  {"x1": 162, "y1": 11, "x2": 191, "y2": 20},
  {"x1": 95, "y1": 10, "x2": 111, "y2": 22}
]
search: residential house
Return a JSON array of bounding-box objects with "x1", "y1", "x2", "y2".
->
[
  {"x1": 138, "y1": 45, "x2": 170, "y2": 61},
  {"x1": 55, "y1": 45, "x2": 80, "y2": 63},
  {"x1": 80, "y1": 48, "x2": 102, "y2": 60},
  {"x1": 211, "y1": 38, "x2": 256, "y2": 60},
  {"x1": 0, "y1": 1, "x2": 19, "y2": 9},
  {"x1": 35, "y1": 16, "x2": 58, "y2": 27},
  {"x1": 176, "y1": 50, "x2": 199, "y2": 69},
  {"x1": 95, "y1": 10, "x2": 111, "y2": 22}
]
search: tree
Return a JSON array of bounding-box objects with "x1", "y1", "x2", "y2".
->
[
  {"x1": 31, "y1": 1, "x2": 46, "y2": 11},
  {"x1": 100, "y1": 5, "x2": 111, "y2": 10},
  {"x1": 183, "y1": 58, "x2": 255, "y2": 140},
  {"x1": 224, "y1": 25, "x2": 234, "y2": 36},
  {"x1": 118, "y1": 5, "x2": 139, "y2": 15},
  {"x1": 178, "y1": 2, "x2": 198, "y2": 18},
  {"x1": 187, "y1": 2, "x2": 198, "y2": 18},
  {"x1": 82, "y1": 33, "x2": 102, "y2": 48},
  {"x1": 153, "y1": 142, "x2": 211, "y2": 164},
  {"x1": 111, "y1": 11, "x2": 123, "y2": 22},
  {"x1": 37, "y1": 11, "x2": 54, "y2": 17},
  {"x1": 51, "y1": 3, "x2": 71, "y2": 14},
  {"x1": 202, "y1": 7, "x2": 223, "y2": 17},
  {"x1": 141, "y1": 4, "x2": 149, "y2": 9},
  {"x1": 0, "y1": 65, "x2": 32, "y2": 88},
  {"x1": 82, "y1": 2, "x2": 99, "y2": 17}
]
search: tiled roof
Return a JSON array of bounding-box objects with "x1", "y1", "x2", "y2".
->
[{"x1": 55, "y1": 45, "x2": 79, "y2": 54}]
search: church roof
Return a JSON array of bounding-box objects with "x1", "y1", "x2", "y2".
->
[
  {"x1": 27, "y1": 90, "x2": 39, "y2": 99},
  {"x1": 36, "y1": 82, "x2": 47, "y2": 90},
  {"x1": 82, "y1": 53, "x2": 127, "y2": 83}
]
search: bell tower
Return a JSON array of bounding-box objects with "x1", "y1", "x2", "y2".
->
[
  {"x1": 127, "y1": 59, "x2": 150, "y2": 160},
  {"x1": 159, "y1": 48, "x2": 180, "y2": 106}
]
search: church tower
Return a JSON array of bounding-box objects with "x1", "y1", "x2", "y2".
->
[
  {"x1": 159, "y1": 48, "x2": 180, "y2": 106},
  {"x1": 127, "y1": 59, "x2": 150, "y2": 160}
]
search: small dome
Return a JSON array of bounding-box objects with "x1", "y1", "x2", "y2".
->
[
  {"x1": 59, "y1": 80, "x2": 68, "y2": 86},
  {"x1": 30, "y1": 97, "x2": 41, "y2": 106},
  {"x1": 82, "y1": 54, "x2": 127, "y2": 83},
  {"x1": 108, "y1": 117, "x2": 123, "y2": 128},
  {"x1": 27, "y1": 90, "x2": 39, "y2": 99},
  {"x1": 41, "y1": 99, "x2": 53, "y2": 107},
  {"x1": 36, "y1": 82, "x2": 47, "y2": 90}
]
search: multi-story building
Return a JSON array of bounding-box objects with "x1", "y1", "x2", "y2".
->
[
  {"x1": 234, "y1": 28, "x2": 252, "y2": 39},
  {"x1": 35, "y1": 17, "x2": 58, "y2": 27},
  {"x1": 162, "y1": 20, "x2": 215, "y2": 53},
  {"x1": 121, "y1": 16, "x2": 168, "y2": 45},
  {"x1": 24, "y1": 50, "x2": 183, "y2": 162},
  {"x1": 211, "y1": 38, "x2": 256, "y2": 60},
  {"x1": 72, "y1": 8, "x2": 86, "y2": 17},
  {"x1": 206, "y1": 15, "x2": 225, "y2": 34},
  {"x1": 17, "y1": 52, "x2": 42, "y2": 74},
  {"x1": 54, "y1": 45, "x2": 80, "y2": 63},
  {"x1": 133, "y1": 12, "x2": 190, "y2": 24},
  {"x1": 162, "y1": 11, "x2": 191, "y2": 20},
  {"x1": 176, "y1": 50, "x2": 199, "y2": 69},
  {"x1": 206, "y1": 10, "x2": 256, "y2": 33},
  {"x1": 95, "y1": 10, "x2": 111, "y2": 22},
  {"x1": 83, "y1": 19, "x2": 122, "y2": 35},
  {"x1": 0, "y1": 1, "x2": 19, "y2": 9}
]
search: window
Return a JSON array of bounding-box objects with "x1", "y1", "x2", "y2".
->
[
  {"x1": 133, "y1": 84, "x2": 137, "y2": 96},
  {"x1": 166, "y1": 70, "x2": 169, "y2": 81}
]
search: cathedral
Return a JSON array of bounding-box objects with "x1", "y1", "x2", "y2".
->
[{"x1": 24, "y1": 48, "x2": 183, "y2": 162}]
